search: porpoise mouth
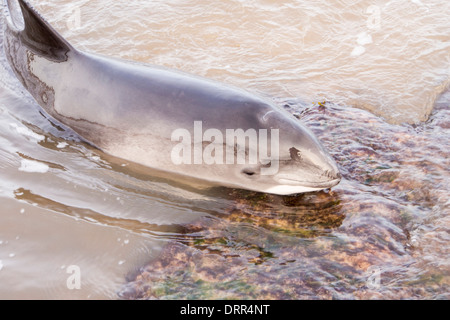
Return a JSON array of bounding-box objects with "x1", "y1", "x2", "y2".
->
[{"x1": 276, "y1": 177, "x2": 341, "y2": 189}]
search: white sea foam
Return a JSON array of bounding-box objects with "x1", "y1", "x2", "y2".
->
[
  {"x1": 18, "y1": 159, "x2": 50, "y2": 173},
  {"x1": 351, "y1": 46, "x2": 366, "y2": 56},
  {"x1": 9, "y1": 123, "x2": 45, "y2": 142}
]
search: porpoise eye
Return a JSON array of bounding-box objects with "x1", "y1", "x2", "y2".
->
[{"x1": 242, "y1": 168, "x2": 256, "y2": 176}]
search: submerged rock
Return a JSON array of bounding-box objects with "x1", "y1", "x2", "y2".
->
[{"x1": 120, "y1": 98, "x2": 449, "y2": 300}]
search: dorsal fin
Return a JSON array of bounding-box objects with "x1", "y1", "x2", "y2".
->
[{"x1": 16, "y1": 0, "x2": 74, "y2": 59}]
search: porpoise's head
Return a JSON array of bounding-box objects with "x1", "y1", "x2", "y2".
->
[
  {"x1": 227, "y1": 105, "x2": 341, "y2": 195},
  {"x1": 170, "y1": 99, "x2": 341, "y2": 196}
]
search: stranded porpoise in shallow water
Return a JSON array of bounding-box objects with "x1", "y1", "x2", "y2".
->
[{"x1": 2, "y1": 0, "x2": 341, "y2": 195}]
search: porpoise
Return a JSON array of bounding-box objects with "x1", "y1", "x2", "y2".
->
[{"x1": 2, "y1": 0, "x2": 341, "y2": 195}]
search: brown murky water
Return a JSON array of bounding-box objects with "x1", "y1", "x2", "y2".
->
[{"x1": 0, "y1": 0, "x2": 449, "y2": 299}]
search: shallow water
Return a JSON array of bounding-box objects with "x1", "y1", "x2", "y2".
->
[{"x1": 0, "y1": 0, "x2": 449, "y2": 299}]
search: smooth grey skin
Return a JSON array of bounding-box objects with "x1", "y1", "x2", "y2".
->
[{"x1": 2, "y1": 0, "x2": 341, "y2": 195}]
